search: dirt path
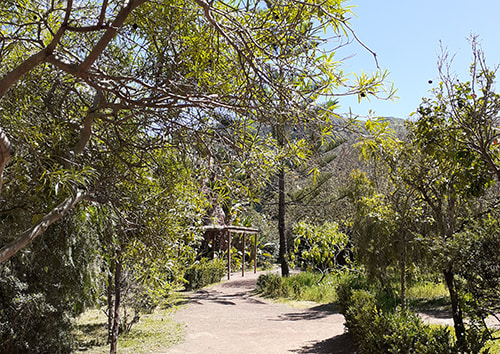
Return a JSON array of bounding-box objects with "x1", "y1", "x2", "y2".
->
[{"x1": 160, "y1": 270, "x2": 356, "y2": 354}]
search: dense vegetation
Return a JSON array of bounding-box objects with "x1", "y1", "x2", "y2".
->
[{"x1": 0, "y1": 1, "x2": 498, "y2": 353}]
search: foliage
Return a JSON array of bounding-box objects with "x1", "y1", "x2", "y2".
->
[
  {"x1": 434, "y1": 36, "x2": 500, "y2": 182},
  {"x1": 0, "y1": 212, "x2": 101, "y2": 353},
  {"x1": 451, "y1": 216, "x2": 500, "y2": 332},
  {"x1": 352, "y1": 71, "x2": 499, "y2": 346},
  {"x1": 337, "y1": 281, "x2": 456, "y2": 354},
  {"x1": 257, "y1": 270, "x2": 347, "y2": 303},
  {"x1": 183, "y1": 258, "x2": 226, "y2": 290},
  {"x1": 292, "y1": 220, "x2": 350, "y2": 279},
  {"x1": 0, "y1": 0, "x2": 394, "y2": 351}
]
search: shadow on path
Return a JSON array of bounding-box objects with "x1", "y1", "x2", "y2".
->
[
  {"x1": 178, "y1": 284, "x2": 267, "y2": 307},
  {"x1": 291, "y1": 333, "x2": 357, "y2": 354},
  {"x1": 273, "y1": 303, "x2": 338, "y2": 321}
]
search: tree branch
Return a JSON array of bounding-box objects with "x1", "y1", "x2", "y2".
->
[
  {"x1": 79, "y1": 0, "x2": 148, "y2": 72},
  {"x1": 0, "y1": 0, "x2": 72, "y2": 99},
  {"x1": 0, "y1": 189, "x2": 87, "y2": 263},
  {"x1": 0, "y1": 127, "x2": 12, "y2": 193}
]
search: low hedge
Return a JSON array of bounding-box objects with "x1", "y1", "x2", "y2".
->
[
  {"x1": 183, "y1": 258, "x2": 226, "y2": 290},
  {"x1": 336, "y1": 276, "x2": 455, "y2": 354}
]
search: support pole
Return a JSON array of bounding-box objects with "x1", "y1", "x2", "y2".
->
[
  {"x1": 242, "y1": 233, "x2": 245, "y2": 277},
  {"x1": 212, "y1": 231, "x2": 215, "y2": 260},
  {"x1": 227, "y1": 230, "x2": 231, "y2": 280}
]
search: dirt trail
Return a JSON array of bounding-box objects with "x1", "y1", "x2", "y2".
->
[
  {"x1": 160, "y1": 270, "x2": 356, "y2": 354},
  {"x1": 159, "y1": 269, "x2": 500, "y2": 353}
]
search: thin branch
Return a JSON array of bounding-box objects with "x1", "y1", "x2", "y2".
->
[{"x1": 0, "y1": 0, "x2": 72, "y2": 99}]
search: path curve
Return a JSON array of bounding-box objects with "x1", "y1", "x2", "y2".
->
[{"x1": 160, "y1": 270, "x2": 356, "y2": 354}]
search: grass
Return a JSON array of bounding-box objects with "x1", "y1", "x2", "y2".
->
[
  {"x1": 73, "y1": 307, "x2": 185, "y2": 353},
  {"x1": 483, "y1": 331, "x2": 500, "y2": 353},
  {"x1": 407, "y1": 281, "x2": 450, "y2": 310},
  {"x1": 282, "y1": 271, "x2": 338, "y2": 303},
  {"x1": 264, "y1": 270, "x2": 450, "y2": 309}
]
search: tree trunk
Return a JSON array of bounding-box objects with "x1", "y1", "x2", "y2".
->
[
  {"x1": 278, "y1": 166, "x2": 289, "y2": 277},
  {"x1": 443, "y1": 268, "x2": 466, "y2": 351},
  {"x1": 109, "y1": 249, "x2": 122, "y2": 354},
  {"x1": 400, "y1": 232, "x2": 407, "y2": 309},
  {"x1": 106, "y1": 271, "x2": 114, "y2": 344}
]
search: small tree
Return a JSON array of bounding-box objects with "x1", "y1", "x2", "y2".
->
[{"x1": 292, "y1": 220, "x2": 349, "y2": 282}]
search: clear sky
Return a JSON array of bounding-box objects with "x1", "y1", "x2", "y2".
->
[{"x1": 335, "y1": 0, "x2": 500, "y2": 119}]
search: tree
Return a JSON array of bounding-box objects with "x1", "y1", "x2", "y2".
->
[
  {"x1": 0, "y1": 0, "x2": 392, "y2": 264},
  {"x1": 351, "y1": 119, "x2": 432, "y2": 309},
  {"x1": 353, "y1": 109, "x2": 495, "y2": 350},
  {"x1": 292, "y1": 220, "x2": 349, "y2": 282}
]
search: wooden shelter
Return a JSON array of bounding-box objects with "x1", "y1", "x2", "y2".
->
[{"x1": 202, "y1": 225, "x2": 260, "y2": 279}]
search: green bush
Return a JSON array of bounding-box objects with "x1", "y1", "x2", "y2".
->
[
  {"x1": 337, "y1": 278, "x2": 455, "y2": 354},
  {"x1": 183, "y1": 258, "x2": 226, "y2": 290}
]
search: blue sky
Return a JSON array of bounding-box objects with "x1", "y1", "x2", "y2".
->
[{"x1": 335, "y1": 0, "x2": 500, "y2": 119}]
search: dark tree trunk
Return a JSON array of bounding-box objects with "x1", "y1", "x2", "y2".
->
[
  {"x1": 278, "y1": 166, "x2": 289, "y2": 277},
  {"x1": 443, "y1": 268, "x2": 466, "y2": 351},
  {"x1": 109, "y1": 249, "x2": 122, "y2": 354}
]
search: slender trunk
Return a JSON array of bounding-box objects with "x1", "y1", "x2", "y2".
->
[
  {"x1": 106, "y1": 271, "x2": 114, "y2": 344},
  {"x1": 443, "y1": 268, "x2": 466, "y2": 351},
  {"x1": 278, "y1": 166, "x2": 289, "y2": 276},
  {"x1": 400, "y1": 232, "x2": 407, "y2": 309},
  {"x1": 276, "y1": 121, "x2": 289, "y2": 277},
  {"x1": 109, "y1": 249, "x2": 122, "y2": 354}
]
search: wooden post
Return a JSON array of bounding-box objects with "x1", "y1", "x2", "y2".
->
[
  {"x1": 227, "y1": 230, "x2": 231, "y2": 280},
  {"x1": 242, "y1": 233, "x2": 245, "y2": 277},
  {"x1": 212, "y1": 231, "x2": 215, "y2": 260},
  {"x1": 254, "y1": 233, "x2": 258, "y2": 273}
]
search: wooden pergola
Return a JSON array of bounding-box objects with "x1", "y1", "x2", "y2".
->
[{"x1": 202, "y1": 225, "x2": 260, "y2": 279}]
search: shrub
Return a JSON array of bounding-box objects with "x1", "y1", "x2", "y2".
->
[
  {"x1": 183, "y1": 258, "x2": 226, "y2": 290},
  {"x1": 337, "y1": 279, "x2": 455, "y2": 354}
]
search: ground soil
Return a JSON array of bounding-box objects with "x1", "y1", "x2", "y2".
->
[{"x1": 159, "y1": 269, "x2": 356, "y2": 354}]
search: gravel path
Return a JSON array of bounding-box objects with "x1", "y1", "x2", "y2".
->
[{"x1": 160, "y1": 270, "x2": 356, "y2": 354}]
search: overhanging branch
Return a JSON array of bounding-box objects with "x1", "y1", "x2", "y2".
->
[{"x1": 0, "y1": 189, "x2": 87, "y2": 263}]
